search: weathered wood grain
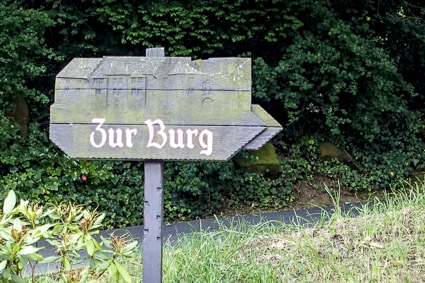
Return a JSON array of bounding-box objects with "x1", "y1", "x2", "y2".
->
[
  {"x1": 50, "y1": 54, "x2": 282, "y2": 161},
  {"x1": 143, "y1": 47, "x2": 165, "y2": 283},
  {"x1": 50, "y1": 90, "x2": 261, "y2": 125},
  {"x1": 49, "y1": 48, "x2": 283, "y2": 283},
  {"x1": 143, "y1": 160, "x2": 164, "y2": 283},
  {"x1": 243, "y1": 105, "x2": 282, "y2": 150},
  {"x1": 50, "y1": 123, "x2": 266, "y2": 161},
  {"x1": 55, "y1": 57, "x2": 251, "y2": 91},
  {"x1": 146, "y1": 47, "x2": 164, "y2": 57}
]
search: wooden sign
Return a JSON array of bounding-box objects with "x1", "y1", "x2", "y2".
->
[
  {"x1": 50, "y1": 55, "x2": 281, "y2": 161},
  {"x1": 50, "y1": 48, "x2": 282, "y2": 283}
]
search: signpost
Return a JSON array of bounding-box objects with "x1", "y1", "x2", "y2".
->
[{"x1": 50, "y1": 48, "x2": 282, "y2": 282}]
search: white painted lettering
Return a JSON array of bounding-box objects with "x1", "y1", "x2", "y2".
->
[
  {"x1": 125, "y1": 128, "x2": 137, "y2": 148},
  {"x1": 108, "y1": 128, "x2": 124, "y2": 148},
  {"x1": 199, "y1": 129, "x2": 213, "y2": 156},
  {"x1": 186, "y1": 129, "x2": 199, "y2": 149},
  {"x1": 169, "y1": 129, "x2": 185, "y2": 149},
  {"x1": 90, "y1": 118, "x2": 214, "y2": 156},
  {"x1": 145, "y1": 119, "x2": 167, "y2": 149},
  {"x1": 90, "y1": 118, "x2": 107, "y2": 148}
]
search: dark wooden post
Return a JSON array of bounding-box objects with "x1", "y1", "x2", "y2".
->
[{"x1": 143, "y1": 47, "x2": 165, "y2": 283}]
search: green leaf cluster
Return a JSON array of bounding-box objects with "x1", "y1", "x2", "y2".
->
[
  {"x1": 0, "y1": 0, "x2": 425, "y2": 228},
  {"x1": 0, "y1": 190, "x2": 138, "y2": 283}
]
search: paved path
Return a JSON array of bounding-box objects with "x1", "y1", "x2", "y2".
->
[{"x1": 27, "y1": 201, "x2": 369, "y2": 276}]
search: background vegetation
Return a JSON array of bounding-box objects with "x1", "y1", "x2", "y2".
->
[{"x1": 0, "y1": 0, "x2": 424, "y2": 228}]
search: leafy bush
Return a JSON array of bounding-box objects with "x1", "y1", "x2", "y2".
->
[
  {"x1": 0, "y1": 190, "x2": 138, "y2": 282},
  {"x1": 1, "y1": 0, "x2": 425, "y2": 229}
]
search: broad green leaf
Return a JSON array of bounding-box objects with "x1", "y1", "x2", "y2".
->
[
  {"x1": 94, "y1": 213, "x2": 105, "y2": 226},
  {"x1": 18, "y1": 256, "x2": 24, "y2": 270},
  {"x1": 18, "y1": 246, "x2": 41, "y2": 255},
  {"x1": 40, "y1": 256, "x2": 60, "y2": 264},
  {"x1": 34, "y1": 224, "x2": 52, "y2": 237},
  {"x1": 3, "y1": 190, "x2": 16, "y2": 215},
  {"x1": 94, "y1": 252, "x2": 109, "y2": 260},
  {"x1": 92, "y1": 238, "x2": 103, "y2": 251},
  {"x1": 3, "y1": 268, "x2": 11, "y2": 279},
  {"x1": 48, "y1": 213, "x2": 61, "y2": 220},
  {"x1": 115, "y1": 261, "x2": 132, "y2": 283},
  {"x1": 0, "y1": 260, "x2": 6, "y2": 271},
  {"x1": 26, "y1": 236, "x2": 41, "y2": 246},
  {"x1": 10, "y1": 274, "x2": 26, "y2": 283},
  {"x1": 45, "y1": 239, "x2": 60, "y2": 246},
  {"x1": 95, "y1": 260, "x2": 111, "y2": 273},
  {"x1": 18, "y1": 200, "x2": 29, "y2": 209},
  {"x1": 89, "y1": 230, "x2": 99, "y2": 236},
  {"x1": 24, "y1": 253, "x2": 43, "y2": 261},
  {"x1": 100, "y1": 235, "x2": 112, "y2": 249},
  {"x1": 13, "y1": 244, "x2": 21, "y2": 255},
  {"x1": 13, "y1": 218, "x2": 22, "y2": 231},
  {"x1": 64, "y1": 257, "x2": 71, "y2": 271},
  {"x1": 108, "y1": 262, "x2": 118, "y2": 276},
  {"x1": 86, "y1": 238, "x2": 95, "y2": 256},
  {"x1": 0, "y1": 228, "x2": 12, "y2": 241},
  {"x1": 121, "y1": 241, "x2": 138, "y2": 254},
  {"x1": 41, "y1": 209, "x2": 56, "y2": 219},
  {"x1": 70, "y1": 233, "x2": 82, "y2": 245},
  {"x1": 52, "y1": 224, "x2": 64, "y2": 234}
]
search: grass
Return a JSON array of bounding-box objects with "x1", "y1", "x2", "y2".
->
[{"x1": 42, "y1": 181, "x2": 425, "y2": 282}]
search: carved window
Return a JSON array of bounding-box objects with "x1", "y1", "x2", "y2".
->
[
  {"x1": 96, "y1": 89, "x2": 101, "y2": 95},
  {"x1": 131, "y1": 89, "x2": 137, "y2": 96},
  {"x1": 113, "y1": 89, "x2": 118, "y2": 96}
]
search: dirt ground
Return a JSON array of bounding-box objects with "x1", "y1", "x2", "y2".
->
[{"x1": 217, "y1": 176, "x2": 388, "y2": 218}]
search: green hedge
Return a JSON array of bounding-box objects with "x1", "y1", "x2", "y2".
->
[{"x1": 1, "y1": 0, "x2": 425, "y2": 228}]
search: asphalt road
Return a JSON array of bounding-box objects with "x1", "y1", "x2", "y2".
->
[{"x1": 26, "y1": 201, "x2": 370, "y2": 276}]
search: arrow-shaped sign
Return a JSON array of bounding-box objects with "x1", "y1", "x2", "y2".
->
[{"x1": 50, "y1": 55, "x2": 282, "y2": 161}]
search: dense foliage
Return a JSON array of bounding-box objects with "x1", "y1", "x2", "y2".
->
[
  {"x1": 0, "y1": 190, "x2": 139, "y2": 282},
  {"x1": 0, "y1": 0, "x2": 424, "y2": 228}
]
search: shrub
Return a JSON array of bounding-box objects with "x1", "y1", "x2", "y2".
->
[
  {"x1": 1, "y1": 0, "x2": 425, "y2": 229},
  {"x1": 0, "y1": 190, "x2": 138, "y2": 282}
]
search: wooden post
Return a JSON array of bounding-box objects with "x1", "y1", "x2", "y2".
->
[
  {"x1": 143, "y1": 160, "x2": 164, "y2": 283},
  {"x1": 143, "y1": 47, "x2": 165, "y2": 283}
]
